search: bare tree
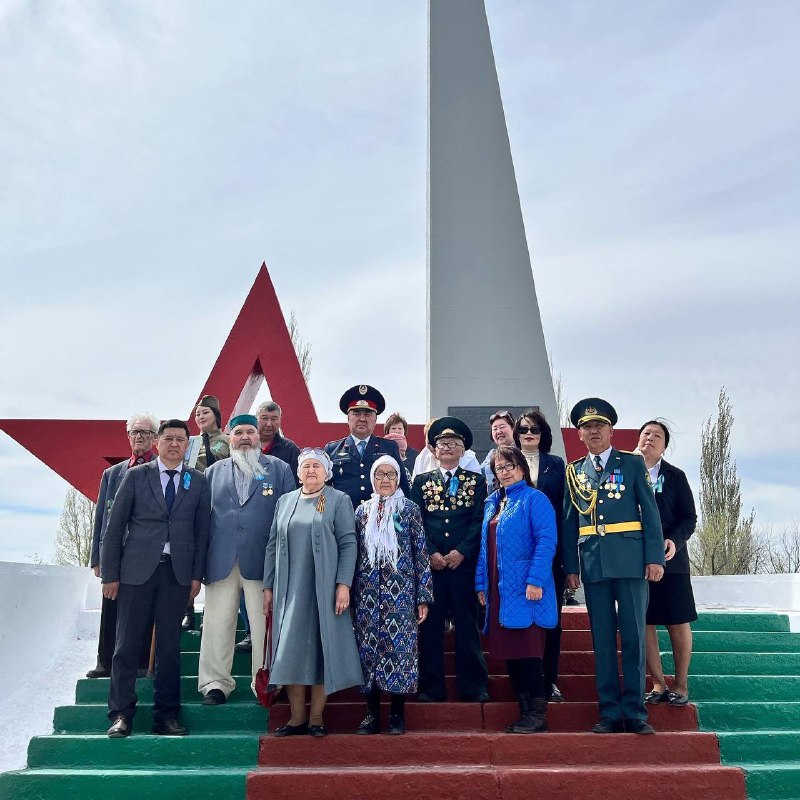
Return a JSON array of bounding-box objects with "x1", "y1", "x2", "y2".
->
[
  {"x1": 689, "y1": 387, "x2": 760, "y2": 575},
  {"x1": 288, "y1": 310, "x2": 312, "y2": 382},
  {"x1": 53, "y1": 488, "x2": 96, "y2": 567},
  {"x1": 549, "y1": 352, "x2": 570, "y2": 428},
  {"x1": 762, "y1": 523, "x2": 800, "y2": 574}
]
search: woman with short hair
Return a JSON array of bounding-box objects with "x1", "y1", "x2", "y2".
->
[
  {"x1": 383, "y1": 412, "x2": 419, "y2": 481},
  {"x1": 512, "y1": 410, "x2": 567, "y2": 703},
  {"x1": 476, "y1": 445, "x2": 557, "y2": 733},
  {"x1": 637, "y1": 421, "x2": 698, "y2": 707},
  {"x1": 263, "y1": 448, "x2": 364, "y2": 737}
]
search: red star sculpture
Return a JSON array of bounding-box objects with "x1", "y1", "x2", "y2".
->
[{"x1": 0, "y1": 264, "x2": 635, "y2": 501}]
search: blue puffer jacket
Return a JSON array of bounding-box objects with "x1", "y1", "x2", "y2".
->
[{"x1": 475, "y1": 480, "x2": 558, "y2": 631}]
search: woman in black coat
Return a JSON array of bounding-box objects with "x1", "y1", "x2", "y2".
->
[
  {"x1": 513, "y1": 410, "x2": 566, "y2": 703},
  {"x1": 638, "y1": 420, "x2": 698, "y2": 706}
]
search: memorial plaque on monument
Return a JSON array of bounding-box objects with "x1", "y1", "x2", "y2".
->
[{"x1": 448, "y1": 405, "x2": 538, "y2": 462}]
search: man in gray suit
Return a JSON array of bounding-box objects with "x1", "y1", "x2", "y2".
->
[
  {"x1": 198, "y1": 413, "x2": 295, "y2": 705},
  {"x1": 101, "y1": 418, "x2": 211, "y2": 738},
  {"x1": 87, "y1": 412, "x2": 159, "y2": 679}
]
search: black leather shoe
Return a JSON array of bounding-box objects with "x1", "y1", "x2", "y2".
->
[
  {"x1": 86, "y1": 665, "x2": 110, "y2": 679},
  {"x1": 645, "y1": 689, "x2": 669, "y2": 705},
  {"x1": 308, "y1": 724, "x2": 327, "y2": 737},
  {"x1": 625, "y1": 719, "x2": 656, "y2": 735},
  {"x1": 356, "y1": 712, "x2": 380, "y2": 735},
  {"x1": 202, "y1": 689, "x2": 227, "y2": 706},
  {"x1": 152, "y1": 719, "x2": 189, "y2": 736},
  {"x1": 234, "y1": 634, "x2": 252, "y2": 653},
  {"x1": 273, "y1": 721, "x2": 309, "y2": 737},
  {"x1": 592, "y1": 718, "x2": 624, "y2": 734},
  {"x1": 107, "y1": 717, "x2": 130, "y2": 738},
  {"x1": 417, "y1": 692, "x2": 443, "y2": 703},
  {"x1": 182, "y1": 611, "x2": 195, "y2": 631},
  {"x1": 388, "y1": 714, "x2": 406, "y2": 735},
  {"x1": 547, "y1": 683, "x2": 564, "y2": 703}
]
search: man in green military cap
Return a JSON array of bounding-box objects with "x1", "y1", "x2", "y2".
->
[{"x1": 562, "y1": 398, "x2": 665, "y2": 734}]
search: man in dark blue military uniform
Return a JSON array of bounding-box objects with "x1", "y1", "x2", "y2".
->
[
  {"x1": 325, "y1": 385, "x2": 410, "y2": 509},
  {"x1": 411, "y1": 417, "x2": 489, "y2": 703},
  {"x1": 562, "y1": 398, "x2": 665, "y2": 734}
]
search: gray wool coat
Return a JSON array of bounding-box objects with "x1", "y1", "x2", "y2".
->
[{"x1": 263, "y1": 486, "x2": 364, "y2": 695}]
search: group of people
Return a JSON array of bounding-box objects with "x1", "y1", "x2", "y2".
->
[{"x1": 90, "y1": 384, "x2": 697, "y2": 740}]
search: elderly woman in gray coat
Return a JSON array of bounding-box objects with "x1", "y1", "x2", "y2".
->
[{"x1": 263, "y1": 448, "x2": 364, "y2": 737}]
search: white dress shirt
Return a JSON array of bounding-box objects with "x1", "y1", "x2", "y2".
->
[
  {"x1": 590, "y1": 446, "x2": 613, "y2": 471},
  {"x1": 157, "y1": 458, "x2": 181, "y2": 554}
]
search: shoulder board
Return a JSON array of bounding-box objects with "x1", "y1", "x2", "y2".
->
[
  {"x1": 568, "y1": 457, "x2": 584, "y2": 466},
  {"x1": 618, "y1": 449, "x2": 644, "y2": 458}
]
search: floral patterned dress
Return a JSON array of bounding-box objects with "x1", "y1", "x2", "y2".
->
[{"x1": 353, "y1": 498, "x2": 434, "y2": 694}]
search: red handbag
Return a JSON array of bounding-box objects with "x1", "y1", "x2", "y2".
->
[{"x1": 255, "y1": 618, "x2": 279, "y2": 708}]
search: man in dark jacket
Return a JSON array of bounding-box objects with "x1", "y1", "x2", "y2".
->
[
  {"x1": 101, "y1": 419, "x2": 211, "y2": 738},
  {"x1": 411, "y1": 417, "x2": 488, "y2": 702},
  {"x1": 87, "y1": 413, "x2": 158, "y2": 679}
]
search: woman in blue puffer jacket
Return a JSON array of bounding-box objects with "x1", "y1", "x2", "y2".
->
[{"x1": 476, "y1": 445, "x2": 557, "y2": 733}]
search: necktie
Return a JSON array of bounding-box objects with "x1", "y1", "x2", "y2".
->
[
  {"x1": 164, "y1": 470, "x2": 178, "y2": 513},
  {"x1": 445, "y1": 470, "x2": 457, "y2": 496},
  {"x1": 203, "y1": 432, "x2": 216, "y2": 467},
  {"x1": 594, "y1": 455, "x2": 603, "y2": 474},
  {"x1": 357, "y1": 440, "x2": 366, "y2": 459}
]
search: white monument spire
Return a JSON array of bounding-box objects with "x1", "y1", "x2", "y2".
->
[{"x1": 427, "y1": 0, "x2": 564, "y2": 457}]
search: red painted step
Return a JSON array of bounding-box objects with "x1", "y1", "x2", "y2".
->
[
  {"x1": 258, "y1": 731, "x2": 724, "y2": 768},
  {"x1": 267, "y1": 700, "x2": 696, "y2": 734},
  {"x1": 247, "y1": 764, "x2": 745, "y2": 800}
]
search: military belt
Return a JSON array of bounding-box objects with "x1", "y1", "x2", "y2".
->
[{"x1": 579, "y1": 521, "x2": 642, "y2": 537}]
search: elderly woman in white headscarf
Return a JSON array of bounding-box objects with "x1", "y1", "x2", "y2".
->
[
  {"x1": 263, "y1": 447, "x2": 364, "y2": 738},
  {"x1": 352, "y1": 455, "x2": 433, "y2": 735}
]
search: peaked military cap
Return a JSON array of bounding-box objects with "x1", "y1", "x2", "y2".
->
[
  {"x1": 570, "y1": 398, "x2": 618, "y2": 428},
  {"x1": 427, "y1": 416, "x2": 473, "y2": 451},
  {"x1": 339, "y1": 384, "x2": 386, "y2": 416}
]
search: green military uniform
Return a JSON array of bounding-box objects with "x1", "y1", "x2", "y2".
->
[
  {"x1": 410, "y1": 417, "x2": 488, "y2": 702},
  {"x1": 562, "y1": 401, "x2": 664, "y2": 727},
  {"x1": 193, "y1": 429, "x2": 230, "y2": 474}
]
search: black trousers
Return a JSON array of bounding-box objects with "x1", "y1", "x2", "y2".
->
[
  {"x1": 96, "y1": 595, "x2": 153, "y2": 671},
  {"x1": 419, "y1": 568, "x2": 487, "y2": 700},
  {"x1": 108, "y1": 561, "x2": 190, "y2": 724},
  {"x1": 543, "y1": 566, "x2": 565, "y2": 686}
]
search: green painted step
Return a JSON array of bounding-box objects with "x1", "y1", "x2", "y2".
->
[
  {"x1": 53, "y1": 703, "x2": 268, "y2": 735},
  {"x1": 689, "y1": 676, "x2": 800, "y2": 702},
  {"x1": 690, "y1": 613, "x2": 791, "y2": 633},
  {"x1": 662, "y1": 652, "x2": 800, "y2": 675},
  {"x1": 0, "y1": 768, "x2": 247, "y2": 800},
  {"x1": 180, "y1": 629, "x2": 245, "y2": 649},
  {"x1": 76, "y1": 675, "x2": 253, "y2": 704},
  {"x1": 181, "y1": 651, "x2": 251, "y2": 674},
  {"x1": 26, "y1": 734, "x2": 259, "y2": 769},
  {"x1": 737, "y1": 763, "x2": 800, "y2": 800},
  {"x1": 697, "y1": 702, "x2": 800, "y2": 731},
  {"x1": 659, "y1": 630, "x2": 800, "y2": 653},
  {"x1": 717, "y1": 732, "x2": 800, "y2": 765}
]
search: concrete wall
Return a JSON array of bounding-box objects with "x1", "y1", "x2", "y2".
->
[
  {"x1": 0, "y1": 562, "x2": 94, "y2": 687},
  {"x1": 693, "y1": 573, "x2": 800, "y2": 612}
]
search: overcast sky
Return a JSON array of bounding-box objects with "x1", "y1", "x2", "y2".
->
[{"x1": 1, "y1": 1, "x2": 798, "y2": 563}]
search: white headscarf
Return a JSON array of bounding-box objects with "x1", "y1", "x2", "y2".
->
[
  {"x1": 363, "y1": 455, "x2": 404, "y2": 569},
  {"x1": 297, "y1": 447, "x2": 334, "y2": 481}
]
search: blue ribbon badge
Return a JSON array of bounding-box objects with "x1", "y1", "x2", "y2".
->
[{"x1": 183, "y1": 472, "x2": 192, "y2": 491}]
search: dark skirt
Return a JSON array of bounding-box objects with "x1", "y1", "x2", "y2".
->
[
  {"x1": 486, "y1": 516, "x2": 546, "y2": 660},
  {"x1": 646, "y1": 572, "x2": 698, "y2": 626}
]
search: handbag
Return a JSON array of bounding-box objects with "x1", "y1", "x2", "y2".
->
[{"x1": 255, "y1": 618, "x2": 279, "y2": 708}]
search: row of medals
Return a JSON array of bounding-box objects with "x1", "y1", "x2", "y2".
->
[{"x1": 578, "y1": 472, "x2": 626, "y2": 500}]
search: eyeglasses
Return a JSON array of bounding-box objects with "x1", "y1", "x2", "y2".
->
[
  {"x1": 489, "y1": 411, "x2": 514, "y2": 426},
  {"x1": 494, "y1": 463, "x2": 518, "y2": 475},
  {"x1": 129, "y1": 429, "x2": 155, "y2": 437},
  {"x1": 517, "y1": 426, "x2": 541, "y2": 435},
  {"x1": 435, "y1": 441, "x2": 463, "y2": 450},
  {"x1": 374, "y1": 470, "x2": 398, "y2": 480},
  {"x1": 300, "y1": 447, "x2": 327, "y2": 457}
]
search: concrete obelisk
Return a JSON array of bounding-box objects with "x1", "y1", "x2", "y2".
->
[{"x1": 427, "y1": 0, "x2": 564, "y2": 458}]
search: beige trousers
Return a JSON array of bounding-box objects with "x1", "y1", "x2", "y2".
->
[{"x1": 198, "y1": 561, "x2": 265, "y2": 697}]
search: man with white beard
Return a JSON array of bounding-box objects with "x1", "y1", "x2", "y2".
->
[{"x1": 197, "y1": 414, "x2": 295, "y2": 705}]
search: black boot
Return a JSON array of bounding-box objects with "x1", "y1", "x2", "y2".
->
[{"x1": 509, "y1": 694, "x2": 547, "y2": 734}]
